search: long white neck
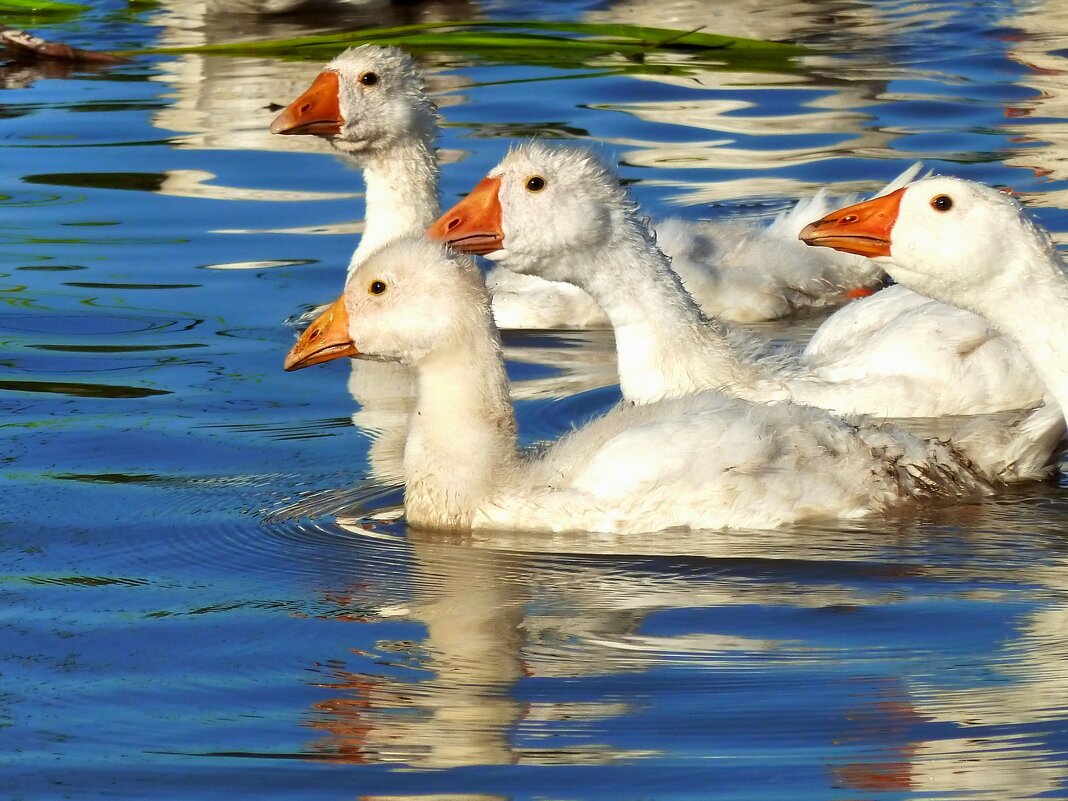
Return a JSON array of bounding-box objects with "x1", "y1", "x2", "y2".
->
[
  {"x1": 972, "y1": 251, "x2": 1068, "y2": 416},
  {"x1": 403, "y1": 320, "x2": 518, "y2": 529},
  {"x1": 347, "y1": 136, "x2": 440, "y2": 274},
  {"x1": 568, "y1": 224, "x2": 760, "y2": 404}
]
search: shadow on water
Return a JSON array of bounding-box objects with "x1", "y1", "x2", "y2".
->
[{"x1": 0, "y1": 377, "x2": 170, "y2": 397}]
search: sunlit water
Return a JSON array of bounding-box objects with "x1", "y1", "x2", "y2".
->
[{"x1": 5, "y1": 0, "x2": 1068, "y2": 798}]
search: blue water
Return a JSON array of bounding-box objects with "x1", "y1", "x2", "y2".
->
[{"x1": 5, "y1": 0, "x2": 1068, "y2": 798}]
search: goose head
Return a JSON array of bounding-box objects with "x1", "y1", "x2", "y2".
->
[
  {"x1": 799, "y1": 176, "x2": 1058, "y2": 308},
  {"x1": 270, "y1": 45, "x2": 436, "y2": 158},
  {"x1": 285, "y1": 237, "x2": 487, "y2": 371},
  {"x1": 428, "y1": 143, "x2": 635, "y2": 281}
]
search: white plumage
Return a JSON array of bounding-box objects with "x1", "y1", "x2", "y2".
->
[
  {"x1": 432, "y1": 143, "x2": 1047, "y2": 422},
  {"x1": 802, "y1": 175, "x2": 1068, "y2": 423},
  {"x1": 282, "y1": 45, "x2": 895, "y2": 327},
  {"x1": 282, "y1": 238, "x2": 1061, "y2": 535}
]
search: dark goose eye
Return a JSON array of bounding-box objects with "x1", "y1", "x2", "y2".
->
[
  {"x1": 368, "y1": 279, "x2": 387, "y2": 295},
  {"x1": 525, "y1": 175, "x2": 546, "y2": 192},
  {"x1": 931, "y1": 194, "x2": 953, "y2": 212},
  {"x1": 359, "y1": 72, "x2": 379, "y2": 87}
]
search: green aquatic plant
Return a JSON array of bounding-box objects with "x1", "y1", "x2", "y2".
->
[
  {"x1": 129, "y1": 20, "x2": 804, "y2": 71},
  {"x1": 0, "y1": 0, "x2": 86, "y2": 25}
]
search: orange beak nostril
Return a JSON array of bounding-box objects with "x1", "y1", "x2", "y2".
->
[
  {"x1": 842, "y1": 214, "x2": 858, "y2": 223},
  {"x1": 447, "y1": 217, "x2": 461, "y2": 231}
]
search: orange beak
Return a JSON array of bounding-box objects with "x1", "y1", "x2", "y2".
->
[
  {"x1": 270, "y1": 71, "x2": 343, "y2": 136},
  {"x1": 798, "y1": 187, "x2": 905, "y2": 258},
  {"x1": 427, "y1": 176, "x2": 505, "y2": 255},
  {"x1": 284, "y1": 295, "x2": 358, "y2": 371}
]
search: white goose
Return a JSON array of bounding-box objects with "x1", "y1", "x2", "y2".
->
[
  {"x1": 284, "y1": 237, "x2": 1006, "y2": 535},
  {"x1": 429, "y1": 143, "x2": 1048, "y2": 420},
  {"x1": 272, "y1": 45, "x2": 891, "y2": 326},
  {"x1": 800, "y1": 175, "x2": 1068, "y2": 419}
]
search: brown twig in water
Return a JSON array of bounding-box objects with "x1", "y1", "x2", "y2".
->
[{"x1": 0, "y1": 24, "x2": 128, "y2": 64}]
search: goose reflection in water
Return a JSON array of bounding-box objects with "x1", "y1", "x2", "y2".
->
[
  {"x1": 1001, "y1": 0, "x2": 1068, "y2": 217},
  {"x1": 277, "y1": 501, "x2": 1067, "y2": 798}
]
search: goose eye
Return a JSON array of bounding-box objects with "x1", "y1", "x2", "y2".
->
[
  {"x1": 359, "y1": 71, "x2": 379, "y2": 87},
  {"x1": 368, "y1": 279, "x2": 387, "y2": 295},
  {"x1": 525, "y1": 175, "x2": 546, "y2": 192},
  {"x1": 931, "y1": 194, "x2": 953, "y2": 212}
]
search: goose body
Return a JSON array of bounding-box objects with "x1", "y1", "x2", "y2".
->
[
  {"x1": 487, "y1": 269, "x2": 608, "y2": 330},
  {"x1": 800, "y1": 174, "x2": 1068, "y2": 421},
  {"x1": 652, "y1": 183, "x2": 902, "y2": 324},
  {"x1": 801, "y1": 284, "x2": 1043, "y2": 416},
  {"x1": 487, "y1": 183, "x2": 902, "y2": 328},
  {"x1": 429, "y1": 144, "x2": 1048, "y2": 421},
  {"x1": 285, "y1": 238, "x2": 1000, "y2": 535},
  {"x1": 487, "y1": 191, "x2": 901, "y2": 329}
]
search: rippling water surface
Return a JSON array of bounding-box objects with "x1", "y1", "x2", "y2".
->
[{"x1": 6, "y1": 0, "x2": 1068, "y2": 798}]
